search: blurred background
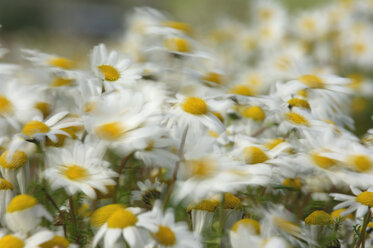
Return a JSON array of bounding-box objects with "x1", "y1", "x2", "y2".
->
[{"x1": 0, "y1": 0, "x2": 330, "y2": 54}]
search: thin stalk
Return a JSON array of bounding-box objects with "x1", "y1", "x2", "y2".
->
[
  {"x1": 163, "y1": 126, "x2": 188, "y2": 210},
  {"x1": 69, "y1": 196, "x2": 81, "y2": 245},
  {"x1": 357, "y1": 208, "x2": 371, "y2": 248},
  {"x1": 113, "y1": 154, "x2": 132, "y2": 202}
]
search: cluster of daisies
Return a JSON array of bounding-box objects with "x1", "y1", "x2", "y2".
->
[{"x1": 1, "y1": 0, "x2": 373, "y2": 247}]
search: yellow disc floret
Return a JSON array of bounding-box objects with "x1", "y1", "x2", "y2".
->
[
  {"x1": 90, "y1": 204, "x2": 126, "y2": 228},
  {"x1": 98, "y1": 65, "x2": 120, "y2": 81},
  {"x1": 348, "y1": 154, "x2": 372, "y2": 172},
  {"x1": 164, "y1": 37, "x2": 191, "y2": 53},
  {"x1": 95, "y1": 122, "x2": 125, "y2": 141},
  {"x1": 241, "y1": 106, "x2": 266, "y2": 121},
  {"x1": 265, "y1": 138, "x2": 285, "y2": 150},
  {"x1": 163, "y1": 21, "x2": 191, "y2": 34},
  {"x1": 243, "y1": 146, "x2": 268, "y2": 164},
  {"x1": 21, "y1": 120, "x2": 50, "y2": 137},
  {"x1": 283, "y1": 178, "x2": 302, "y2": 190},
  {"x1": 107, "y1": 208, "x2": 138, "y2": 228},
  {"x1": 285, "y1": 112, "x2": 309, "y2": 126},
  {"x1": 34, "y1": 102, "x2": 52, "y2": 118},
  {"x1": 305, "y1": 210, "x2": 334, "y2": 225},
  {"x1": 7, "y1": 194, "x2": 38, "y2": 213},
  {"x1": 0, "y1": 150, "x2": 28, "y2": 169},
  {"x1": 287, "y1": 98, "x2": 311, "y2": 110},
  {"x1": 231, "y1": 219, "x2": 260, "y2": 234},
  {"x1": 40, "y1": 236, "x2": 70, "y2": 248},
  {"x1": 211, "y1": 193, "x2": 242, "y2": 210},
  {"x1": 51, "y1": 77, "x2": 74, "y2": 87},
  {"x1": 153, "y1": 225, "x2": 176, "y2": 246},
  {"x1": 202, "y1": 72, "x2": 223, "y2": 85},
  {"x1": 0, "y1": 178, "x2": 14, "y2": 190},
  {"x1": 0, "y1": 235, "x2": 24, "y2": 248},
  {"x1": 62, "y1": 164, "x2": 89, "y2": 181},
  {"x1": 187, "y1": 199, "x2": 219, "y2": 213},
  {"x1": 181, "y1": 97, "x2": 208, "y2": 115},
  {"x1": 299, "y1": 74, "x2": 324, "y2": 89},
  {"x1": 186, "y1": 158, "x2": 217, "y2": 178},
  {"x1": 0, "y1": 95, "x2": 13, "y2": 114},
  {"x1": 311, "y1": 152, "x2": 337, "y2": 169},
  {"x1": 356, "y1": 191, "x2": 373, "y2": 207},
  {"x1": 230, "y1": 84, "x2": 253, "y2": 96},
  {"x1": 49, "y1": 57, "x2": 75, "y2": 69}
]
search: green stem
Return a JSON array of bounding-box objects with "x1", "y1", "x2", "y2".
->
[
  {"x1": 113, "y1": 154, "x2": 132, "y2": 203},
  {"x1": 69, "y1": 196, "x2": 81, "y2": 245},
  {"x1": 357, "y1": 208, "x2": 371, "y2": 248},
  {"x1": 163, "y1": 126, "x2": 188, "y2": 210}
]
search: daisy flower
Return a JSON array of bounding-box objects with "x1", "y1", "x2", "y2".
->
[
  {"x1": 44, "y1": 140, "x2": 118, "y2": 198},
  {"x1": 0, "y1": 178, "x2": 14, "y2": 225},
  {"x1": 22, "y1": 49, "x2": 76, "y2": 71},
  {"x1": 167, "y1": 94, "x2": 225, "y2": 134},
  {"x1": 330, "y1": 186, "x2": 373, "y2": 218},
  {"x1": 142, "y1": 201, "x2": 201, "y2": 248},
  {"x1": 4, "y1": 194, "x2": 52, "y2": 234},
  {"x1": 92, "y1": 207, "x2": 156, "y2": 248},
  {"x1": 91, "y1": 44, "x2": 141, "y2": 90},
  {"x1": 0, "y1": 230, "x2": 56, "y2": 248},
  {"x1": 131, "y1": 179, "x2": 166, "y2": 206}
]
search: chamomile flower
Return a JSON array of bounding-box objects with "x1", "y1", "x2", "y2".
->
[
  {"x1": 131, "y1": 179, "x2": 166, "y2": 206},
  {"x1": 92, "y1": 207, "x2": 155, "y2": 248},
  {"x1": 44, "y1": 140, "x2": 118, "y2": 198},
  {"x1": 330, "y1": 186, "x2": 373, "y2": 218},
  {"x1": 91, "y1": 44, "x2": 141, "y2": 90},
  {"x1": 142, "y1": 201, "x2": 201, "y2": 248},
  {"x1": 0, "y1": 178, "x2": 14, "y2": 224},
  {"x1": 0, "y1": 230, "x2": 56, "y2": 248},
  {"x1": 22, "y1": 49, "x2": 76, "y2": 72},
  {"x1": 5, "y1": 194, "x2": 52, "y2": 234}
]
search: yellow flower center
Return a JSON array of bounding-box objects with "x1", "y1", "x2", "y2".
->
[
  {"x1": 107, "y1": 209, "x2": 138, "y2": 228},
  {"x1": 285, "y1": 112, "x2": 309, "y2": 126},
  {"x1": 287, "y1": 98, "x2": 311, "y2": 110},
  {"x1": 273, "y1": 216, "x2": 300, "y2": 235},
  {"x1": 164, "y1": 37, "x2": 191, "y2": 53},
  {"x1": 49, "y1": 57, "x2": 75, "y2": 69},
  {"x1": 62, "y1": 164, "x2": 89, "y2": 181},
  {"x1": 301, "y1": 18, "x2": 316, "y2": 31},
  {"x1": 241, "y1": 106, "x2": 266, "y2": 121},
  {"x1": 181, "y1": 97, "x2": 208, "y2": 115},
  {"x1": 154, "y1": 225, "x2": 176, "y2": 246},
  {"x1": 98, "y1": 65, "x2": 120, "y2": 81},
  {"x1": 84, "y1": 102, "x2": 96, "y2": 113},
  {"x1": 21, "y1": 120, "x2": 50, "y2": 137},
  {"x1": 0, "y1": 235, "x2": 24, "y2": 248},
  {"x1": 231, "y1": 219, "x2": 260, "y2": 234},
  {"x1": 163, "y1": 21, "x2": 191, "y2": 34},
  {"x1": 352, "y1": 42, "x2": 366, "y2": 54},
  {"x1": 264, "y1": 138, "x2": 284, "y2": 150},
  {"x1": 311, "y1": 152, "x2": 337, "y2": 169},
  {"x1": 299, "y1": 74, "x2": 324, "y2": 89},
  {"x1": 331, "y1": 208, "x2": 354, "y2": 219},
  {"x1": 34, "y1": 102, "x2": 52, "y2": 118},
  {"x1": 211, "y1": 193, "x2": 242, "y2": 209},
  {"x1": 259, "y1": 8, "x2": 273, "y2": 21},
  {"x1": 202, "y1": 72, "x2": 223, "y2": 85},
  {"x1": 0, "y1": 178, "x2": 13, "y2": 190},
  {"x1": 186, "y1": 158, "x2": 217, "y2": 178},
  {"x1": 51, "y1": 77, "x2": 74, "y2": 87},
  {"x1": 0, "y1": 95, "x2": 13, "y2": 114},
  {"x1": 7, "y1": 194, "x2": 38, "y2": 213},
  {"x1": 40, "y1": 236, "x2": 70, "y2": 248},
  {"x1": 356, "y1": 191, "x2": 373, "y2": 207},
  {"x1": 283, "y1": 178, "x2": 302, "y2": 190},
  {"x1": 243, "y1": 146, "x2": 268, "y2": 164},
  {"x1": 305, "y1": 211, "x2": 334, "y2": 225},
  {"x1": 0, "y1": 150, "x2": 28, "y2": 169},
  {"x1": 349, "y1": 154, "x2": 372, "y2": 172},
  {"x1": 297, "y1": 89, "x2": 308, "y2": 98},
  {"x1": 95, "y1": 121, "x2": 125, "y2": 141},
  {"x1": 229, "y1": 84, "x2": 253, "y2": 96},
  {"x1": 348, "y1": 74, "x2": 363, "y2": 89},
  {"x1": 187, "y1": 199, "x2": 219, "y2": 212},
  {"x1": 90, "y1": 204, "x2": 126, "y2": 228}
]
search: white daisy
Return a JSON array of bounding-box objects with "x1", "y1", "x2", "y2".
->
[{"x1": 44, "y1": 140, "x2": 118, "y2": 198}]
